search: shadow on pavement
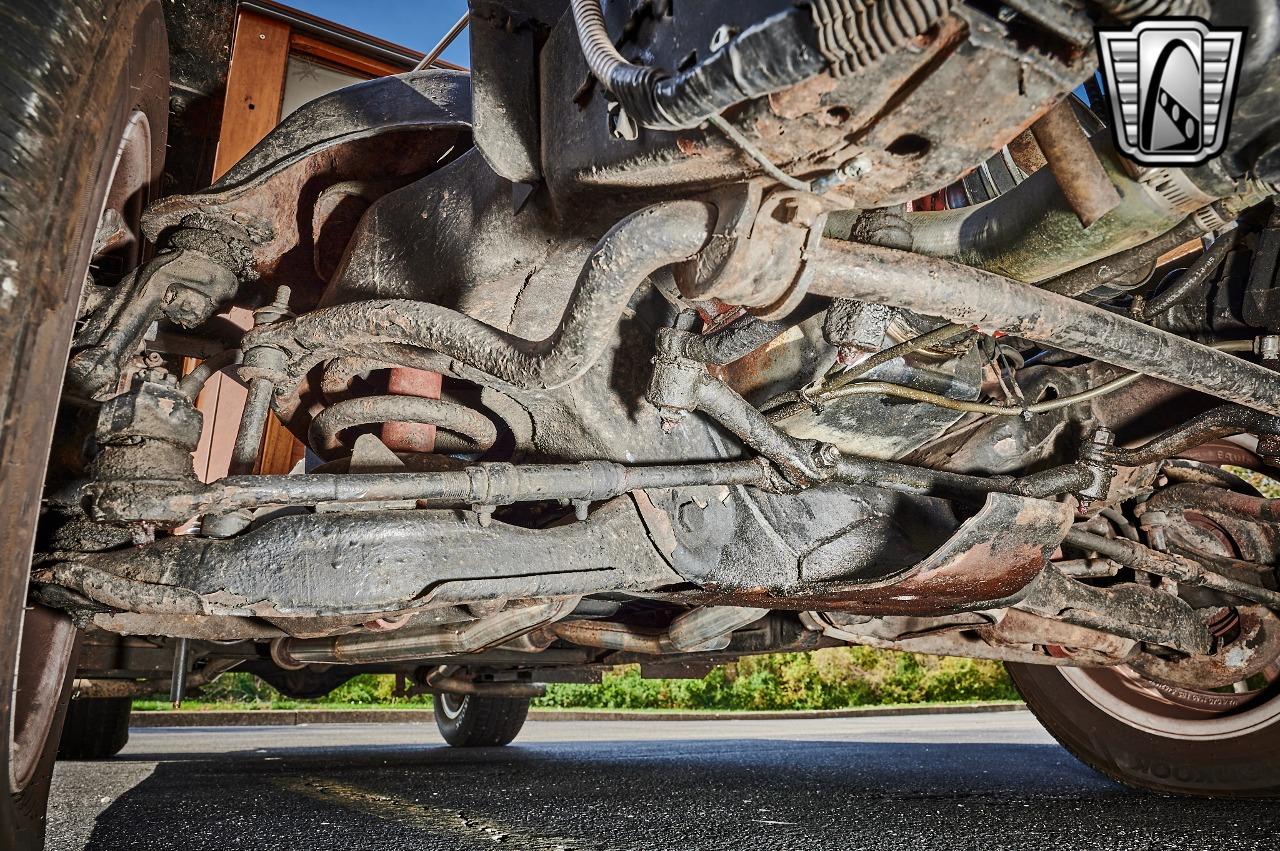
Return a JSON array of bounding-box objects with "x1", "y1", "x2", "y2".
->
[{"x1": 64, "y1": 739, "x2": 1280, "y2": 850}]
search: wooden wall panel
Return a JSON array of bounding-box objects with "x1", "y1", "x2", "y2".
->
[
  {"x1": 290, "y1": 32, "x2": 400, "y2": 78},
  {"x1": 213, "y1": 11, "x2": 290, "y2": 174}
]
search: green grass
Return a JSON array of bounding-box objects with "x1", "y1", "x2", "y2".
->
[
  {"x1": 134, "y1": 648, "x2": 1019, "y2": 713},
  {"x1": 133, "y1": 699, "x2": 1018, "y2": 714},
  {"x1": 131, "y1": 700, "x2": 431, "y2": 712},
  {"x1": 532, "y1": 700, "x2": 1019, "y2": 714}
]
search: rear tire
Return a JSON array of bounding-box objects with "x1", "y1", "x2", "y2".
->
[
  {"x1": 58, "y1": 698, "x2": 131, "y2": 760},
  {"x1": 1008, "y1": 661, "x2": 1280, "y2": 797},
  {"x1": 433, "y1": 693, "x2": 531, "y2": 747},
  {"x1": 0, "y1": 2, "x2": 168, "y2": 848}
]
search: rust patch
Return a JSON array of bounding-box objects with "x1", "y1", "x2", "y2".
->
[
  {"x1": 1177, "y1": 440, "x2": 1263, "y2": 469},
  {"x1": 768, "y1": 74, "x2": 839, "y2": 121},
  {"x1": 675, "y1": 137, "x2": 704, "y2": 156},
  {"x1": 1131, "y1": 607, "x2": 1280, "y2": 690},
  {"x1": 680, "y1": 494, "x2": 1073, "y2": 616}
]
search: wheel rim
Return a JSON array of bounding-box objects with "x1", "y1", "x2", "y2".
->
[
  {"x1": 438, "y1": 693, "x2": 468, "y2": 720},
  {"x1": 99, "y1": 109, "x2": 154, "y2": 275},
  {"x1": 1060, "y1": 664, "x2": 1280, "y2": 741},
  {"x1": 1060, "y1": 472, "x2": 1280, "y2": 742},
  {"x1": 5, "y1": 107, "x2": 152, "y2": 794}
]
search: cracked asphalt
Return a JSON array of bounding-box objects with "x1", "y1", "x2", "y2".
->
[{"x1": 46, "y1": 711, "x2": 1280, "y2": 850}]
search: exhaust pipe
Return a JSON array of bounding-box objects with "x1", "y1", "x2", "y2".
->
[
  {"x1": 549, "y1": 606, "x2": 769, "y2": 654},
  {"x1": 424, "y1": 670, "x2": 546, "y2": 699},
  {"x1": 271, "y1": 599, "x2": 578, "y2": 667}
]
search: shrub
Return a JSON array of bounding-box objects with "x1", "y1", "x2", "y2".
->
[
  {"x1": 531, "y1": 649, "x2": 1017, "y2": 711},
  {"x1": 194, "y1": 671, "x2": 280, "y2": 704},
  {"x1": 140, "y1": 649, "x2": 1019, "y2": 711}
]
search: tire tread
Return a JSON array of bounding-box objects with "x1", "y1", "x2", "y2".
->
[{"x1": 433, "y1": 695, "x2": 530, "y2": 748}]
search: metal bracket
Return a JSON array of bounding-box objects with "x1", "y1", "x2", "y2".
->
[{"x1": 673, "y1": 184, "x2": 828, "y2": 319}]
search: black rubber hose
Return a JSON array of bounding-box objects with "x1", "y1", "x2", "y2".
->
[
  {"x1": 573, "y1": 0, "x2": 952, "y2": 132},
  {"x1": 649, "y1": 9, "x2": 826, "y2": 130},
  {"x1": 570, "y1": 1, "x2": 826, "y2": 130}
]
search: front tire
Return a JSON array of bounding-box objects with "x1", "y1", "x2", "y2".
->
[
  {"x1": 0, "y1": 2, "x2": 168, "y2": 847},
  {"x1": 433, "y1": 693, "x2": 531, "y2": 748},
  {"x1": 1008, "y1": 661, "x2": 1280, "y2": 797}
]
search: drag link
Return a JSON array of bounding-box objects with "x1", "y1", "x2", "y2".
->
[{"x1": 85, "y1": 444, "x2": 1094, "y2": 526}]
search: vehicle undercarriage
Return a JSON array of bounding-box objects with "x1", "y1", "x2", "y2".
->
[{"x1": 9, "y1": 0, "x2": 1280, "y2": 830}]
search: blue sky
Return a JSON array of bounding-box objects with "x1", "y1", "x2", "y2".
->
[{"x1": 287, "y1": 1, "x2": 472, "y2": 66}]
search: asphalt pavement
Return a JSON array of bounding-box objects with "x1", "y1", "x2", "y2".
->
[{"x1": 46, "y1": 711, "x2": 1280, "y2": 850}]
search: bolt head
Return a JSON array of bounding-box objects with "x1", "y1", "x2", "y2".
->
[{"x1": 659, "y1": 408, "x2": 686, "y2": 433}]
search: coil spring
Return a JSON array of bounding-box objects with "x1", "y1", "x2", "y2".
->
[{"x1": 310, "y1": 361, "x2": 497, "y2": 462}]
